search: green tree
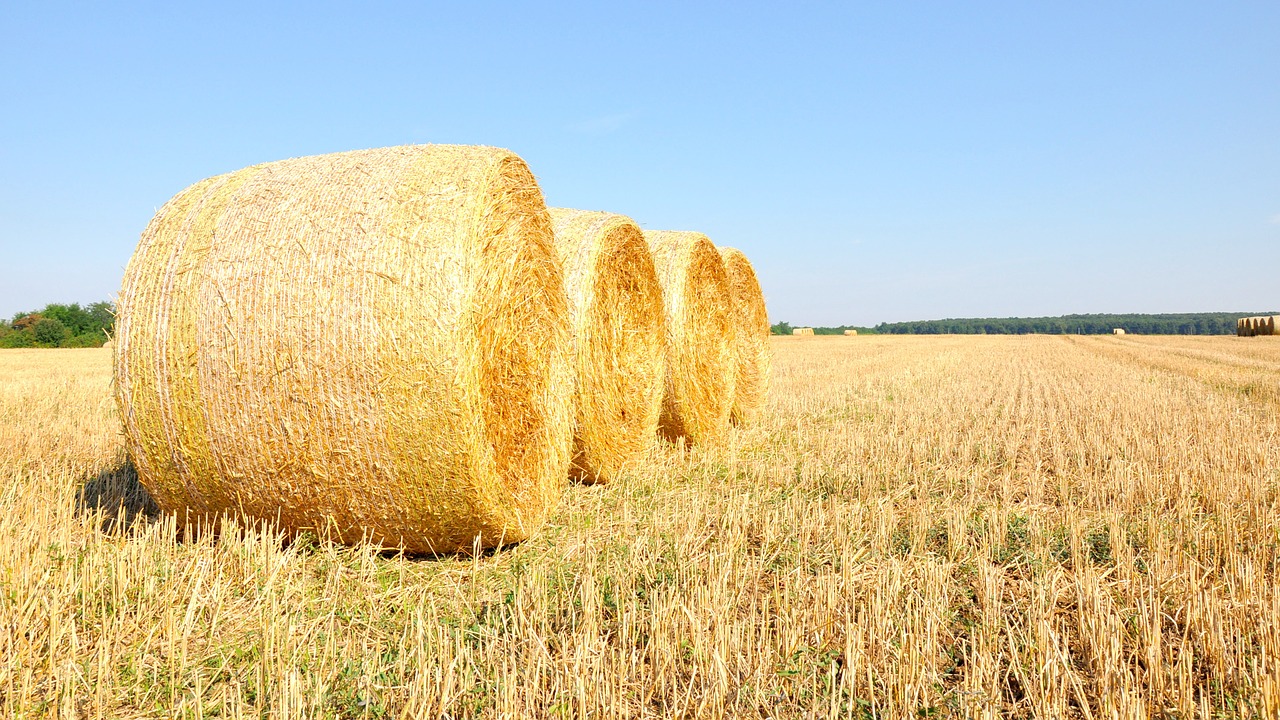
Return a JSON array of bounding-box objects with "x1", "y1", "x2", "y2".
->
[
  {"x1": 0, "y1": 329, "x2": 35, "y2": 348},
  {"x1": 770, "y1": 320, "x2": 793, "y2": 336},
  {"x1": 87, "y1": 301, "x2": 114, "y2": 335},
  {"x1": 43, "y1": 303, "x2": 91, "y2": 335},
  {"x1": 32, "y1": 317, "x2": 67, "y2": 347}
]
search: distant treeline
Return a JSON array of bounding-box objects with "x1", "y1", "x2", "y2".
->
[
  {"x1": 877, "y1": 313, "x2": 1273, "y2": 336},
  {"x1": 770, "y1": 313, "x2": 1275, "y2": 337},
  {"x1": 0, "y1": 302, "x2": 114, "y2": 348},
  {"x1": 770, "y1": 322, "x2": 879, "y2": 336}
]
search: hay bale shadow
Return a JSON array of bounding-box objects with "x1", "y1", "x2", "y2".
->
[
  {"x1": 76, "y1": 460, "x2": 159, "y2": 534},
  {"x1": 74, "y1": 463, "x2": 526, "y2": 558}
]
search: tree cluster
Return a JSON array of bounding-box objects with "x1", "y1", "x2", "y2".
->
[{"x1": 0, "y1": 302, "x2": 115, "y2": 348}]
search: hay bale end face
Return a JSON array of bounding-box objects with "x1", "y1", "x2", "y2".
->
[
  {"x1": 717, "y1": 247, "x2": 771, "y2": 426},
  {"x1": 548, "y1": 208, "x2": 665, "y2": 484},
  {"x1": 644, "y1": 230, "x2": 734, "y2": 446},
  {"x1": 114, "y1": 144, "x2": 574, "y2": 554}
]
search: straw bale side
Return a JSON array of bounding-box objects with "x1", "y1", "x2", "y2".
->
[
  {"x1": 548, "y1": 208, "x2": 665, "y2": 483},
  {"x1": 717, "y1": 247, "x2": 770, "y2": 426},
  {"x1": 114, "y1": 144, "x2": 573, "y2": 554},
  {"x1": 1113, "y1": 328, "x2": 1125, "y2": 335},
  {"x1": 843, "y1": 329, "x2": 858, "y2": 336},
  {"x1": 644, "y1": 230, "x2": 734, "y2": 446},
  {"x1": 793, "y1": 327, "x2": 815, "y2": 336}
]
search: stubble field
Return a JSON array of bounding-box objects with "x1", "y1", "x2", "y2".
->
[{"x1": 1, "y1": 334, "x2": 1278, "y2": 718}]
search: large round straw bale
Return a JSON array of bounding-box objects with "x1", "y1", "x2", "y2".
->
[
  {"x1": 643, "y1": 230, "x2": 734, "y2": 446},
  {"x1": 547, "y1": 208, "x2": 665, "y2": 483},
  {"x1": 114, "y1": 144, "x2": 573, "y2": 554},
  {"x1": 717, "y1": 247, "x2": 770, "y2": 426},
  {"x1": 843, "y1": 329, "x2": 858, "y2": 336}
]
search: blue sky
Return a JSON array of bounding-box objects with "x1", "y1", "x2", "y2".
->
[{"x1": 2, "y1": 2, "x2": 1277, "y2": 326}]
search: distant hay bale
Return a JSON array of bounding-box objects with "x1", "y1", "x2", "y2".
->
[
  {"x1": 548, "y1": 208, "x2": 665, "y2": 483},
  {"x1": 644, "y1": 230, "x2": 734, "y2": 446},
  {"x1": 843, "y1": 329, "x2": 858, "y2": 336},
  {"x1": 1113, "y1": 328, "x2": 1125, "y2": 335},
  {"x1": 717, "y1": 247, "x2": 770, "y2": 426},
  {"x1": 793, "y1": 327, "x2": 815, "y2": 336},
  {"x1": 114, "y1": 144, "x2": 574, "y2": 554},
  {"x1": 1237, "y1": 315, "x2": 1279, "y2": 336}
]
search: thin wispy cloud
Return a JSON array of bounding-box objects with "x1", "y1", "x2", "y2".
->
[
  {"x1": 567, "y1": 112, "x2": 633, "y2": 135},
  {"x1": 1269, "y1": 213, "x2": 1280, "y2": 225}
]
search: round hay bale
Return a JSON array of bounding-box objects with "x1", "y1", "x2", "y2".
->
[
  {"x1": 643, "y1": 230, "x2": 733, "y2": 446},
  {"x1": 717, "y1": 247, "x2": 770, "y2": 426},
  {"x1": 548, "y1": 208, "x2": 665, "y2": 484},
  {"x1": 114, "y1": 144, "x2": 573, "y2": 554},
  {"x1": 843, "y1": 329, "x2": 858, "y2": 336},
  {"x1": 1113, "y1": 328, "x2": 1125, "y2": 335}
]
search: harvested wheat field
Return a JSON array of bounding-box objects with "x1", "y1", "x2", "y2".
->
[{"x1": 3, "y1": 334, "x2": 1280, "y2": 717}]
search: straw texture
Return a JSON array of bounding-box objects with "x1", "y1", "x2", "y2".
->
[
  {"x1": 793, "y1": 328, "x2": 815, "y2": 336},
  {"x1": 843, "y1": 330, "x2": 858, "y2": 336},
  {"x1": 548, "y1": 208, "x2": 665, "y2": 483},
  {"x1": 717, "y1": 247, "x2": 770, "y2": 426},
  {"x1": 114, "y1": 144, "x2": 573, "y2": 554},
  {"x1": 643, "y1": 231, "x2": 734, "y2": 446}
]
